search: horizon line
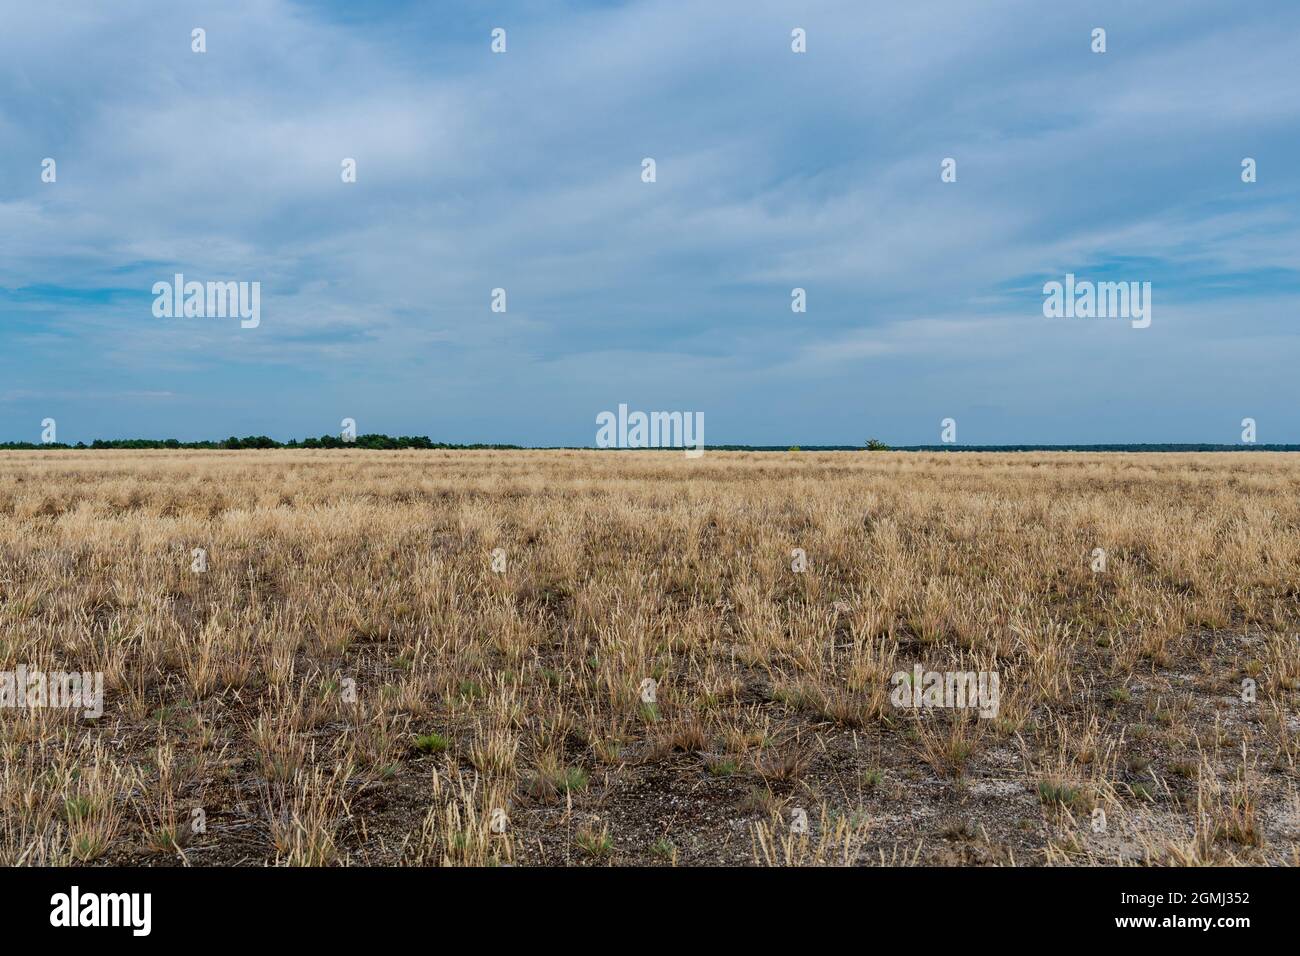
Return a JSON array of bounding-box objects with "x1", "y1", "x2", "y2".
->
[{"x1": 1, "y1": 437, "x2": 1297, "y2": 453}]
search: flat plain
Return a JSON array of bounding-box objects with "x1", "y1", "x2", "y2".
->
[{"x1": 1, "y1": 449, "x2": 1297, "y2": 865}]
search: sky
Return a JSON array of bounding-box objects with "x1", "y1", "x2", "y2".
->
[{"x1": 2, "y1": 0, "x2": 1298, "y2": 446}]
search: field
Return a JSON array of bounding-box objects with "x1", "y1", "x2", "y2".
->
[{"x1": 1, "y1": 449, "x2": 1297, "y2": 866}]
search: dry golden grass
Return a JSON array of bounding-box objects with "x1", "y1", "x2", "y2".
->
[{"x1": 0, "y1": 449, "x2": 1297, "y2": 866}]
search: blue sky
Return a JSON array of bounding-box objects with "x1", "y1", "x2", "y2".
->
[{"x1": 2, "y1": 0, "x2": 1298, "y2": 445}]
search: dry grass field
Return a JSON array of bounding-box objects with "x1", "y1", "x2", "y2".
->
[{"x1": 1, "y1": 449, "x2": 1297, "y2": 866}]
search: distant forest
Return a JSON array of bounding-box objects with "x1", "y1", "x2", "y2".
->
[
  {"x1": 0, "y1": 435, "x2": 520, "y2": 450},
  {"x1": 2, "y1": 437, "x2": 1298, "y2": 452}
]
